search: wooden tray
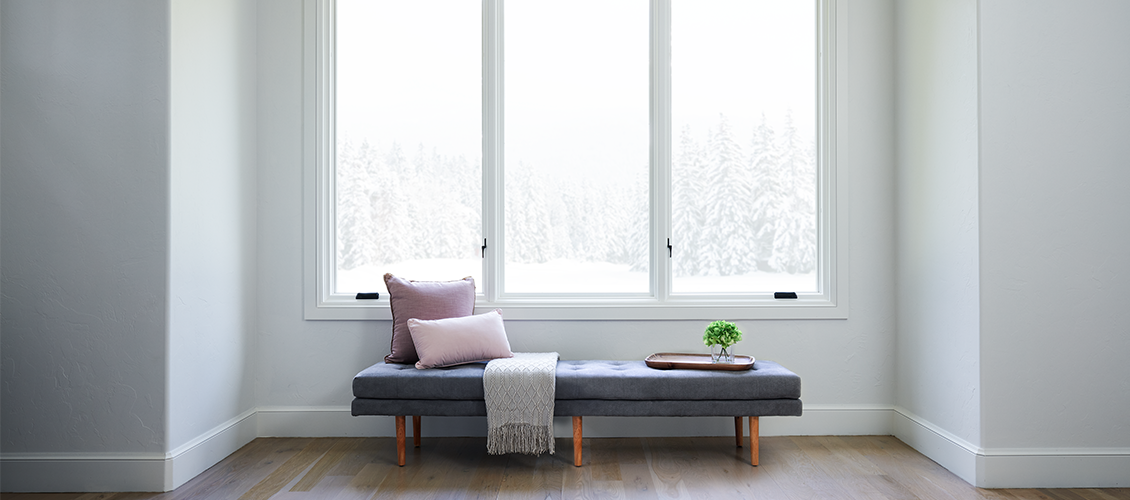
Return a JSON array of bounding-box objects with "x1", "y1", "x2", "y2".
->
[{"x1": 645, "y1": 352, "x2": 755, "y2": 371}]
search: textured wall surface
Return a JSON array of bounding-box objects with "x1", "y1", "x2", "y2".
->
[
  {"x1": 0, "y1": 1, "x2": 170, "y2": 454},
  {"x1": 895, "y1": 0, "x2": 981, "y2": 446},
  {"x1": 254, "y1": 0, "x2": 899, "y2": 426},
  {"x1": 979, "y1": 0, "x2": 1130, "y2": 451},
  {"x1": 167, "y1": 0, "x2": 259, "y2": 452}
]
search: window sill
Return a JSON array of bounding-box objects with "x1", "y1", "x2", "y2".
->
[{"x1": 304, "y1": 295, "x2": 848, "y2": 321}]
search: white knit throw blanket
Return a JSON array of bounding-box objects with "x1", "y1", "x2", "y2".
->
[{"x1": 484, "y1": 352, "x2": 559, "y2": 455}]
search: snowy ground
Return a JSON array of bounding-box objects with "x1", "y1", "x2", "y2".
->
[{"x1": 338, "y1": 259, "x2": 815, "y2": 295}]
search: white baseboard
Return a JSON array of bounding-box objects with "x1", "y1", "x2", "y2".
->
[
  {"x1": 5, "y1": 404, "x2": 1127, "y2": 492},
  {"x1": 166, "y1": 407, "x2": 259, "y2": 490},
  {"x1": 893, "y1": 406, "x2": 1130, "y2": 488},
  {"x1": 892, "y1": 406, "x2": 979, "y2": 484},
  {"x1": 0, "y1": 407, "x2": 258, "y2": 493},
  {"x1": 977, "y1": 450, "x2": 1130, "y2": 488},
  {"x1": 0, "y1": 454, "x2": 169, "y2": 493}
]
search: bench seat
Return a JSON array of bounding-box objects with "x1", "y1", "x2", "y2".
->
[{"x1": 351, "y1": 359, "x2": 802, "y2": 466}]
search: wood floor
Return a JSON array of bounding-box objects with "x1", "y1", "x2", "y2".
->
[{"x1": 4, "y1": 436, "x2": 1128, "y2": 499}]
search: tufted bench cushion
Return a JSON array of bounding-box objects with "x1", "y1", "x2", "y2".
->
[
  {"x1": 351, "y1": 358, "x2": 802, "y2": 467},
  {"x1": 353, "y1": 361, "x2": 487, "y2": 401},
  {"x1": 555, "y1": 360, "x2": 800, "y2": 401},
  {"x1": 352, "y1": 359, "x2": 800, "y2": 402}
]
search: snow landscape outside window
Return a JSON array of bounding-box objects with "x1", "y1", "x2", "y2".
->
[
  {"x1": 671, "y1": 1, "x2": 817, "y2": 293},
  {"x1": 330, "y1": 0, "x2": 824, "y2": 300},
  {"x1": 503, "y1": 1, "x2": 650, "y2": 294},
  {"x1": 335, "y1": 0, "x2": 483, "y2": 294}
]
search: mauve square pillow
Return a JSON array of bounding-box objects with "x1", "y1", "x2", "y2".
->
[
  {"x1": 384, "y1": 273, "x2": 476, "y2": 364},
  {"x1": 408, "y1": 309, "x2": 513, "y2": 369}
]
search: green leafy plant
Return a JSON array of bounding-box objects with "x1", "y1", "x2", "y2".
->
[{"x1": 702, "y1": 320, "x2": 743, "y2": 349}]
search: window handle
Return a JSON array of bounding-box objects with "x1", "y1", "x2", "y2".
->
[
  {"x1": 482, "y1": 238, "x2": 488, "y2": 258},
  {"x1": 667, "y1": 238, "x2": 672, "y2": 258}
]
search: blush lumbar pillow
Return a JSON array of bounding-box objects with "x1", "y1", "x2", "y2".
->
[
  {"x1": 408, "y1": 309, "x2": 513, "y2": 369},
  {"x1": 384, "y1": 273, "x2": 476, "y2": 364}
]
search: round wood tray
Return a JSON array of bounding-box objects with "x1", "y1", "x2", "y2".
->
[{"x1": 644, "y1": 352, "x2": 755, "y2": 371}]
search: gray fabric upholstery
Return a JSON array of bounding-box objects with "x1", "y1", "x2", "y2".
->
[
  {"x1": 351, "y1": 359, "x2": 802, "y2": 418},
  {"x1": 352, "y1": 398, "x2": 802, "y2": 417},
  {"x1": 353, "y1": 360, "x2": 801, "y2": 401},
  {"x1": 555, "y1": 360, "x2": 800, "y2": 401},
  {"x1": 353, "y1": 398, "x2": 487, "y2": 417},
  {"x1": 554, "y1": 399, "x2": 801, "y2": 417},
  {"x1": 353, "y1": 361, "x2": 488, "y2": 400}
]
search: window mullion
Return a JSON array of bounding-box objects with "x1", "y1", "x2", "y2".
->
[
  {"x1": 482, "y1": 0, "x2": 504, "y2": 302},
  {"x1": 651, "y1": 0, "x2": 672, "y2": 301}
]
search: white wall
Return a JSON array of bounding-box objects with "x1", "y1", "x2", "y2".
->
[
  {"x1": 977, "y1": 0, "x2": 1130, "y2": 487},
  {"x1": 167, "y1": 0, "x2": 259, "y2": 488},
  {"x1": 0, "y1": 0, "x2": 171, "y2": 490},
  {"x1": 894, "y1": 0, "x2": 982, "y2": 484},
  {"x1": 6, "y1": 0, "x2": 1124, "y2": 492},
  {"x1": 255, "y1": 0, "x2": 899, "y2": 438}
]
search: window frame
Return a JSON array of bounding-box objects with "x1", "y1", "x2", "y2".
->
[{"x1": 303, "y1": 0, "x2": 846, "y2": 321}]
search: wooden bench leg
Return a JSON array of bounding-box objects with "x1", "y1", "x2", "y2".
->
[
  {"x1": 413, "y1": 415, "x2": 421, "y2": 448},
  {"x1": 735, "y1": 416, "x2": 743, "y2": 448},
  {"x1": 749, "y1": 416, "x2": 759, "y2": 466},
  {"x1": 396, "y1": 415, "x2": 406, "y2": 466},
  {"x1": 573, "y1": 416, "x2": 583, "y2": 467}
]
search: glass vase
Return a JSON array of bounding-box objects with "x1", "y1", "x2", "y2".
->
[{"x1": 711, "y1": 344, "x2": 735, "y2": 363}]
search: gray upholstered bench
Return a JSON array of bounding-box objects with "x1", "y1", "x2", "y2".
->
[{"x1": 352, "y1": 359, "x2": 802, "y2": 466}]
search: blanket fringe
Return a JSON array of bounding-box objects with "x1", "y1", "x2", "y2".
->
[{"x1": 487, "y1": 423, "x2": 555, "y2": 456}]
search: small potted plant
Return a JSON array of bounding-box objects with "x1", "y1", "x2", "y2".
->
[{"x1": 703, "y1": 320, "x2": 742, "y2": 363}]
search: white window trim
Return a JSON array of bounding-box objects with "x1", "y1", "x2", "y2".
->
[{"x1": 303, "y1": 0, "x2": 846, "y2": 321}]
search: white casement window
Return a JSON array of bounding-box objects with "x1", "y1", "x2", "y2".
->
[{"x1": 305, "y1": 0, "x2": 845, "y2": 320}]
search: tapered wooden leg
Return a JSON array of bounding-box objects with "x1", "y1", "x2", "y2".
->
[
  {"x1": 396, "y1": 415, "x2": 406, "y2": 466},
  {"x1": 413, "y1": 415, "x2": 421, "y2": 448},
  {"x1": 749, "y1": 416, "x2": 759, "y2": 466},
  {"x1": 735, "y1": 416, "x2": 743, "y2": 448},
  {"x1": 572, "y1": 416, "x2": 583, "y2": 467}
]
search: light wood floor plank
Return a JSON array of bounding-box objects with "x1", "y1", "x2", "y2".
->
[
  {"x1": 6, "y1": 436, "x2": 1129, "y2": 500},
  {"x1": 532, "y1": 442, "x2": 569, "y2": 500},
  {"x1": 461, "y1": 445, "x2": 509, "y2": 500},
  {"x1": 413, "y1": 437, "x2": 484, "y2": 500},
  {"x1": 858, "y1": 435, "x2": 966, "y2": 500},
  {"x1": 642, "y1": 437, "x2": 697, "y2": 499},
  {"x1": 870, "y1": 435, "x2": 998, "y2": 500},
  {"x1": 331, "y1": 462, "x2": 394, "y2": 500},
  {"x1": 792, "y1": 436, "x2": 896, "y2": 500},
  {"x1": 172, "y1": 438, "x2": 312, "y2": 500},
  {"x1": 326, "y1": 438, "x2": 381, "y2": 477},
  {"x1": 291, "y1": 439, "x2": 359, "y2": 492},
  {"x1": 615, "y1": 439, "x2": 659, "y2": 500},
  {"x1": 497, "y1": 451, "x2": 541, "y2": 499},
  {"x1": 238, "y1": 438, "x2": 334, "y2": 500}
]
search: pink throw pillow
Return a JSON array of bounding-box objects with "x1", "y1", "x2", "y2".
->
[
  {"x1": 408, "y1": 309, "x2": 513, "y2": 369},
  {"x1": 384, "y1": 273, "x2": 476, "y2": 364}
]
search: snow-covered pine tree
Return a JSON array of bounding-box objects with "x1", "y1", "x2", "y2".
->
[
  {"x1": 625, "y1": 169, "x2": 650, "y2": 273},
  {"x1": 543, "y1": 175, "x2": 572, "y2": 262},
  {"x1": 505, "y1": 164, "x2": 551, "y2": 264},
  {"x1": 557, "y1": 179, "x2": 586, "y2": 261},
  {"x1": 372, "y1": 141, "x2": 410, "y2": 264},
  {"x1": 704, "y1": 114, "x2": 754, "y2": 276},
  {"x1": 451, "y1": 154, "x2": 483, "y2": 260},
  {"x1": 749, "y1": 114, "x2": 782, "y2": 271},
  {"x1": 671, "y1": 125, "x2": 708, "y2": 277},
  {"x1": 428, "y1": 152, "x2": 475, "y2": 259},
  {"x1": 769, "y1": 112, "x2": 817, "y2": 274},
  {"x1": 336, "y1": 137, "x2": 376, "y2": 270}
]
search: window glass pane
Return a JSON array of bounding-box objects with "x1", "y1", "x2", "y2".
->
[
  {"x1": 335, "y1": 0, "x2": 482, "y2": 294},
  {"x1": 504, "y1": 1, "x2": 650, "y2": 294},
  {"x1": 671, "y1": 0, "x2": 817, "y2": 294}
]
